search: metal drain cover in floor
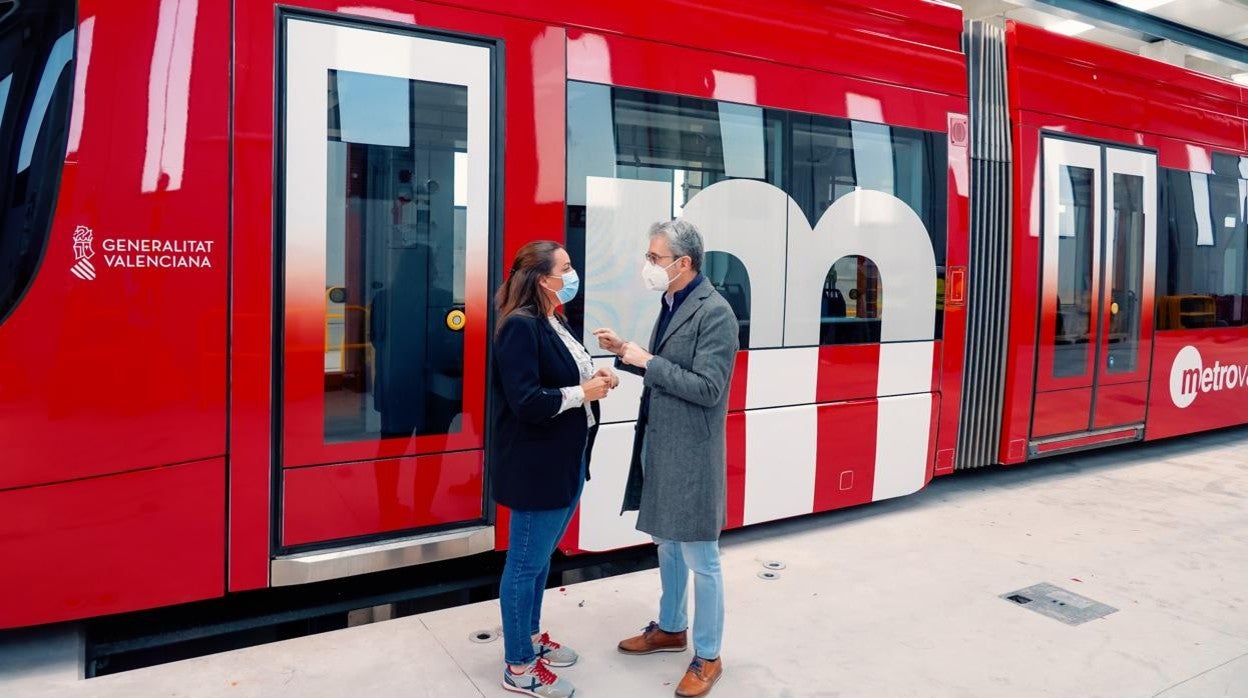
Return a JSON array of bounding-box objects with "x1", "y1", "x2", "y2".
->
[{"x1": 1000, "y1": 583, "x2": 1118, "y2": 625}]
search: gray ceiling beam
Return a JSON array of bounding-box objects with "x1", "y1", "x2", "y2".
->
[{"x1": 1025, "y1": 0, "x2": 1248, "y2": 68}]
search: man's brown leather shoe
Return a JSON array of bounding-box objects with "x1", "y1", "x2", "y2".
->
[
  {"x1": 617, "y1": 621, "x2": 688, "y2": 655},
  {"x1": 675, "y1": 656, "x2": 723, "y2": 697}
]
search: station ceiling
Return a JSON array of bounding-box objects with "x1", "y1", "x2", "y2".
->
[{"x1": 951, "y1": 0, "x2": 1248, "y2": 81}]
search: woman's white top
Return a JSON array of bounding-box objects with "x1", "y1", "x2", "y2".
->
[{"x1": 549, "y1": 316, "x2": 596, "y2": 428}]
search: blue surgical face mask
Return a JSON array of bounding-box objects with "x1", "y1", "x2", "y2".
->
[{"x1": 550, "y1": 269, "x2": 580, "y2": 305}]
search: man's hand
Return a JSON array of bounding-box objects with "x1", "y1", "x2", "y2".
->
[
  {"x1": 594, "y1": 366, "x2": 620, "y2": 389},
  {"x1": 619, "y1": 341, "x2": 654, "y2": 368},
  {"x1": 592, "y1": 327, "x2": 626, "y2": 356}
]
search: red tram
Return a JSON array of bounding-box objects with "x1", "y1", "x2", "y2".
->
[{"x1": 2, "y1": 0, "x2": 1246, "y2": 628}]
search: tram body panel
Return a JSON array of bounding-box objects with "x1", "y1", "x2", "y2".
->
[
  {"x1": 4, "y1": 0, "x2": 1247, "y2": 629},
  {"x1": 996, "y1": 21, "x2": 1248, "y2": 462},
  {"x1": 0, "y1": 0, "x2": 232, "y2": 626}
]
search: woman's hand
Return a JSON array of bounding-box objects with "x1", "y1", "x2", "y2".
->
[
  {"x1": 594, "y1": 366, "x2": 620, "y2": 390},
  {"x1": 580, "y1": 375, "x2": 610, "y2": 401}
]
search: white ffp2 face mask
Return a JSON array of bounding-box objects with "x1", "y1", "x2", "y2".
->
[{"x1": 642, "y1": 259, "x2": 680, "y2": 292}]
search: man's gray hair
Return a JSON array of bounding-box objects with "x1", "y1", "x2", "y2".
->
[{"x1": 649, "y1": 219, "x2": 704, "y2": 272}]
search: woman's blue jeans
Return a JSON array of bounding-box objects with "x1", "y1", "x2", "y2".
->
[{"x1": 499, "y1": 463, "x2": 585, "y2": 666}]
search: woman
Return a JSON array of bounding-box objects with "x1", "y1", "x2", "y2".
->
[{"x1": 491, "y1": 241, "x2": 618, "y2": 697}]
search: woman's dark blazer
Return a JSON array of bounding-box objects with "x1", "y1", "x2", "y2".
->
[{"x1": 489, "y1": 310, "x2": 599, "y2": 511}]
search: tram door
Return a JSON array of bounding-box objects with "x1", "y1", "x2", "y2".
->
[
  {"x1": 1031, "y1": 137, "x2": 1156, "y2": 450},
  {"x1": 273, "y1": 15, "x2": 495, "y2": 573}
]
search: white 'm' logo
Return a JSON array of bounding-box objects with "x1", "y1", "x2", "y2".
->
[
  {"x1": 1169, "y1": 345, "x2": 1202, "y2": 408},
  {"x1": 71, "y1": 225, "x2": 96, "y2": 281}
]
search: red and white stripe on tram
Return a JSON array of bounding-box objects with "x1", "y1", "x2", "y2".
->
[{"x1": 572, "y1": 178, "x2": 940, "y2": 551}]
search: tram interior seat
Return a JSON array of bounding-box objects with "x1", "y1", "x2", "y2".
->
[
  {"x1": 714, "y1": 282, "x2": 751, "y2": 348},
  {"x1": 1158, "y1": 295, "x2": 1217, "y2": 330},
  {"x1": 1213, "y1": 294, "x2": 1248, "y2": 326},
  {"x1": 1055, "y1": 296, "x2": 1091, "y2": 344},
  {"x1": 717, "y1": 282, "x2": 747, "y2": 319}
]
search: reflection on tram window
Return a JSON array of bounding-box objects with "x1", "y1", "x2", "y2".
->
[
  {"x1": 566, "y1": 83, "x2": 783, "y2": 210},
  {"x1": 323, "y1": 70, "x2": 468, "y2": 443},
  {"x1": 1157, "y1": 167, "x2": 1248, "y2": 330},
  {"x1": 1053, "y1": 165, "x2": 1095, "y2": 378},
  {"x1": 789, "y1": 114, "x2": 947, "y2": 245},
  {"x1": 820, "y1": 256, "x2": 882, "y2": 345}
]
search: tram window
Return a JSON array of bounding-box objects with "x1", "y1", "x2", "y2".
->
[
  {"x1": 703, "y1": 251, "x2": 751, "y2": 348},
  {"x1": 1157, "y1": 168, "x2": 1248, "y2": 330},
  {"x1": 790, "y1": 114, "x2": 947, "y2": 339},
  {"x1": 1053, "y1": 165, "x2": 1095, "y2": 377},
  {"x1": 0, "y1": 1, "x2": 76, "y2": 326},
  {"x1": 566, "y1": 81, "x2": 947, "y2": 346},
  {"x1": 323, "y1": 70, "x2": 468, "y2": 442},
  {"x1": 567, "y1": 84, "x2": 783, "y2": 210},
  {"x1": 1107, "y1": 173, "x2": 1145, "y2": 373},
  {"x1": 566, "y1": 81, "x2": 783, "y2": 340},
  {"x1": 819, "y1": 255, "x2": 882, "y2": 345}
]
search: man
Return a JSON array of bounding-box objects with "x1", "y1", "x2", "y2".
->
[{"x1": 593, "y1": 219, "x2": 738, "y2": 698}]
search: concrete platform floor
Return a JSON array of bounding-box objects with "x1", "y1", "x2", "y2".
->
[{"x1": 6, "y1": 426, "x2": 1248, "y2": 697}]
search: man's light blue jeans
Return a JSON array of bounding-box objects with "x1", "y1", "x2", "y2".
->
[{"x1": 652, "y1": 535, "x2": 724, "y2": 660}]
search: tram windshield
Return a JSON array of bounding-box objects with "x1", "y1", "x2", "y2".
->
[{"x1": 0, "y1": 0, "x2": 76, "y2": 325}]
